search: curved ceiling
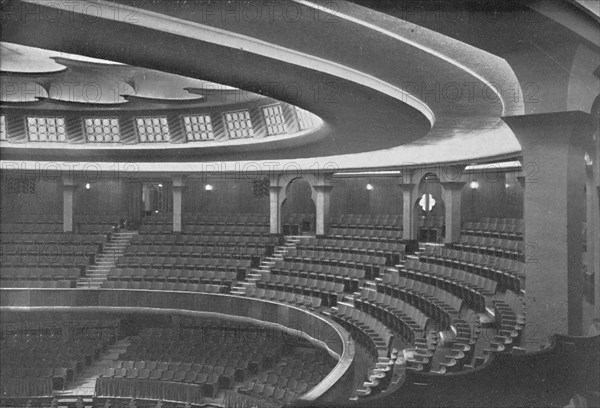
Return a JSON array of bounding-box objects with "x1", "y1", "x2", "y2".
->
[{"x1": 0, "y1": 0, "x2": 528, "y2": 170}]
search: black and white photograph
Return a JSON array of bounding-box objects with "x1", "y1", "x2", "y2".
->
[{"x1": 0, "y1": 1, "x2": 599, "y2": 407}]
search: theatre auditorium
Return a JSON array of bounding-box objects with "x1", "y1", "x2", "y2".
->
[{"x1": 0, "y1": 1, "x2": 599, "y2": 407}]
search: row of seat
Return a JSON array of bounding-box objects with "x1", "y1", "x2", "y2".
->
[
  {"x1": 244, "y1": 286, "x2": 322, "y2": 310},
  {"x1": 101, "y1": 365, "x2": 234, "y2": 398},
  {"x1": 329, "y1": 227, "x2": 403, "y2": 242},
  {"x1": 237, "y1": 350, "x2": 336, "y2": 403},
  {"x1": 106, "y1": 268, "x2": 238, "y2": 284},
  {"x1": 1, "y1": 254, "x2": 91, "y2": 268},
  {"x1": 180, "y1": 225, "x2": 270, "y2": 234},
  {"x1": 353, "y1": 287, "x2": 429, "y2": 344},
  {"x1": 237, "y1": 382, "x2": 302, "y2": 405},
  {"x1": 0, "y1": 233, "x2": 107, "y2": 244},
  {"x1": 139, "y1": 224, "x2": 270, "y2": 235},
  {"x1": 449, "y1": 236, "x2": 524, "y2": 260},
  {"x1": 1, "y1": 266, "x2": 81, "y2": 280},
  {"x1": 268, "y1": 261, "x2": 365, "y2": 292},
  {"x1": 2, "y1": 319, "x2": 120, "y2": 390},
  {"x1": 0, "y1": 223, "x2": 64, "y2": 233},
  {"x1": 0, "y1": 368, "x2": 71, "y2": 391},
  {"x1": 462, "y1": 220, "x2": 524, "y2": 239},
  {"x1": 0, "y1": 280, "x2": 75, "y2": 289},
  {"x1": 297, "y1": 237, "x2": 408, "y2": 265},
  {"x1": 1, "y1": 243, "x2": 101, "y2": 258},
  {"x1": 115, "y1": 256, "x2": 251, "y2": 271},
  {"x1": 328, "y1": 302, "x2": 394, "y2": 359},
  {"x1": 146, "y1": 213, "x2": 269, "y2": 225},
  {"x1": 101, "y1": 281, "x2": 227, "y2": 293},
  {"x1": 376, "y1": 273, "x2": 464, "y2": 329},
  {"x1": 353, "y1": 287, "x2": 484, "y2": 374},
  {"x1": 353, "y1": 353, "x2": 397, "y2": 398},
  {"x1": 419, "y1": 245, "x2": 524, "y2": 292},
  {"x1": 129, "y1": 234, "x2": 279, "y2": 246},
  {"x1": 254, "y1": 276, "x2": 344, "y2": 307},
  {"x1": 125, "y1": 244, "x2": 266, "y2": 258},
  {"x1": 330, "y1": 214, "x2": 402, "y2": 230},
  {"x1": 400, "y1": 259, "x2": 497, "y2": 311},
  {"x1": 282, "y1": 249, "x2": 385, "y2": 279}
]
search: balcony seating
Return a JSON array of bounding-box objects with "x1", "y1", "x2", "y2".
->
[
  {"x1": 1, "y1": 319, "x2": 120, "y2": 391},
  {"x1": 327, "y1": 302, "x2": 394, "y2": 359},
  {"x1": 376, "y1": 269, "x2": 464, "y2": 330},
  {"x1": 283, "y1": 248, "x2": 386, "y2": 280},
  {"x1": 329, "y1": 227, "x2": 403, "y2": 243},
  {"x1": 1, "y1": 266, "x2": 81, "y2": 281},
  {"x1": 0, "y1": 280, "x2": 75, "y2": 288},
  {"x1": 400, "y1": 258, "x2": 494, "y2": 312},
  {"x1": 0, "y1": 233, "x2": 107, "y2": 245},
  {"x1": 101, "y1": 280, "x2": 227, "y2": 293},
  {"x1": 245, "y1": 286, "x2": 322, "y2": 310},
  {"x1": 330, "y1": 214, "x2": 402, "y2": 231},
  {"x1": 448, "y1": 235, "x2": 524, "y2": 261},
  {"x1": 462, "y1": 218, "x2": 524, "y2": 240},
  {"x1": 140, "y1": 213, "x2": 267, "y2": 235},
  {"x1": 353, "y1": 287, "x2": 429, "y2": 344},
  {"x1": 0, "y1": 222, "x2": 63, "y2": 234},
  {"x1": 255, "y1": 272, "x2": 344, "y2": 306},
  {"x1": 420, "y1": 246, "x2": 523, "y2": 292},
  {"x1": 296, "y1": 237, "x2": 407, "y2": 265}
]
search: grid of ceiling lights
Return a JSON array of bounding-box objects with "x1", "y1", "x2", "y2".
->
[
  {"x1": 262, "y1": 105, "x2": 287, "y2": 136},
  {"x1": 26, "y1": 116, "x2": 67, "y2": 142},
  {"x1": 84, "y1": 118, "x2": 121, "y2": 143},
  {"x1": 223, "y1": 110, "x2": 254, "y2": 139},
  {"x1": 183, "y1": 114, "x2": 215, "y2": 142},
  {"x1": 136, "y1": 117, "x2": 171, "y2": 142},
  {"x1": 0, "y1": 115, "x2": 6, "y2": 141},
  {"x1": 295, "y1": 107, "x2": 318, "y2": 131}
]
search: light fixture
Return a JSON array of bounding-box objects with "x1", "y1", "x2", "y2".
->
[
  {"x1": 154, "y1": 210, "x2": 159, "y2": 213},
  {"x1": 205, "y1": 184, "x2": 213, "y2": 191},
  {"x1": 158, "y1": 184, "x2": 163, "y2": 188},
  {"x1": 505, "y1": 183, "x2": 511, "y2": 189},
  {"x1": 85, "y1": 183, "x2": 91, "y2": 190},
  {"x1": 366, "y1": 184, "x2": 373, "y2": 191},
  {"x1": 470, "y1": 181, "x2": 479, "y2": 189}
]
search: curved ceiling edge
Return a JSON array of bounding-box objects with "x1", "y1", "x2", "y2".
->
[{"x1": 21, "y1": 0, "x2": 435, "y2": 126}]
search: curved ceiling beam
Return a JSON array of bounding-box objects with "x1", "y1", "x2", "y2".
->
[
  {"x1": 294, "y1": 0, "x2": 521, "y2": 116},
  {"x1": 21, "y1": 0, "x2": 435, "y2": 125}
]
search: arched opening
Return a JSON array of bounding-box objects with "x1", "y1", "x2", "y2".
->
[
  {"x1": 281, "y1": 178, "x2": 316, "y2": 235},
  {"x1": 142, "y1": 182, "x2": 172, "y2": 218},
  {"x1": 415, "y1": 173, "x2": 445, "y2": 243}
]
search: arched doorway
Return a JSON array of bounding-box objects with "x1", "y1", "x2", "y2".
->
[
  {"x1": 142, "y1": 182, "x2": 172, "y2": 218},
  {"x1": 281, "y1": 178, "x2": 316, "y2": 235},
  {"x1": 415, "y1": 173, "x2": 445, "y2": 243}
]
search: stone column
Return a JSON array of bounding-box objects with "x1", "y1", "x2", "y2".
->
[
  {"x1": 269, "y1": 176, "x2": 283, "y2": 235},
  {"x1": 398, "y1": 183, "x2": 417, "y2": 240},
  {"x1": 63, "y1": 178, "x2": 76, "y2": 233},
  {"x1": 441, "y1": 182, "x2": 466, "y2": 244},
  {"x1": 172, "y1": 176, "x2": 186, "y2": 233},
  {"x1": 313, "y1": 184, "x2": 334, "y2": 237},
  {"x1": 503, "y1": 111, "x2": 594, "y2": 349}
]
